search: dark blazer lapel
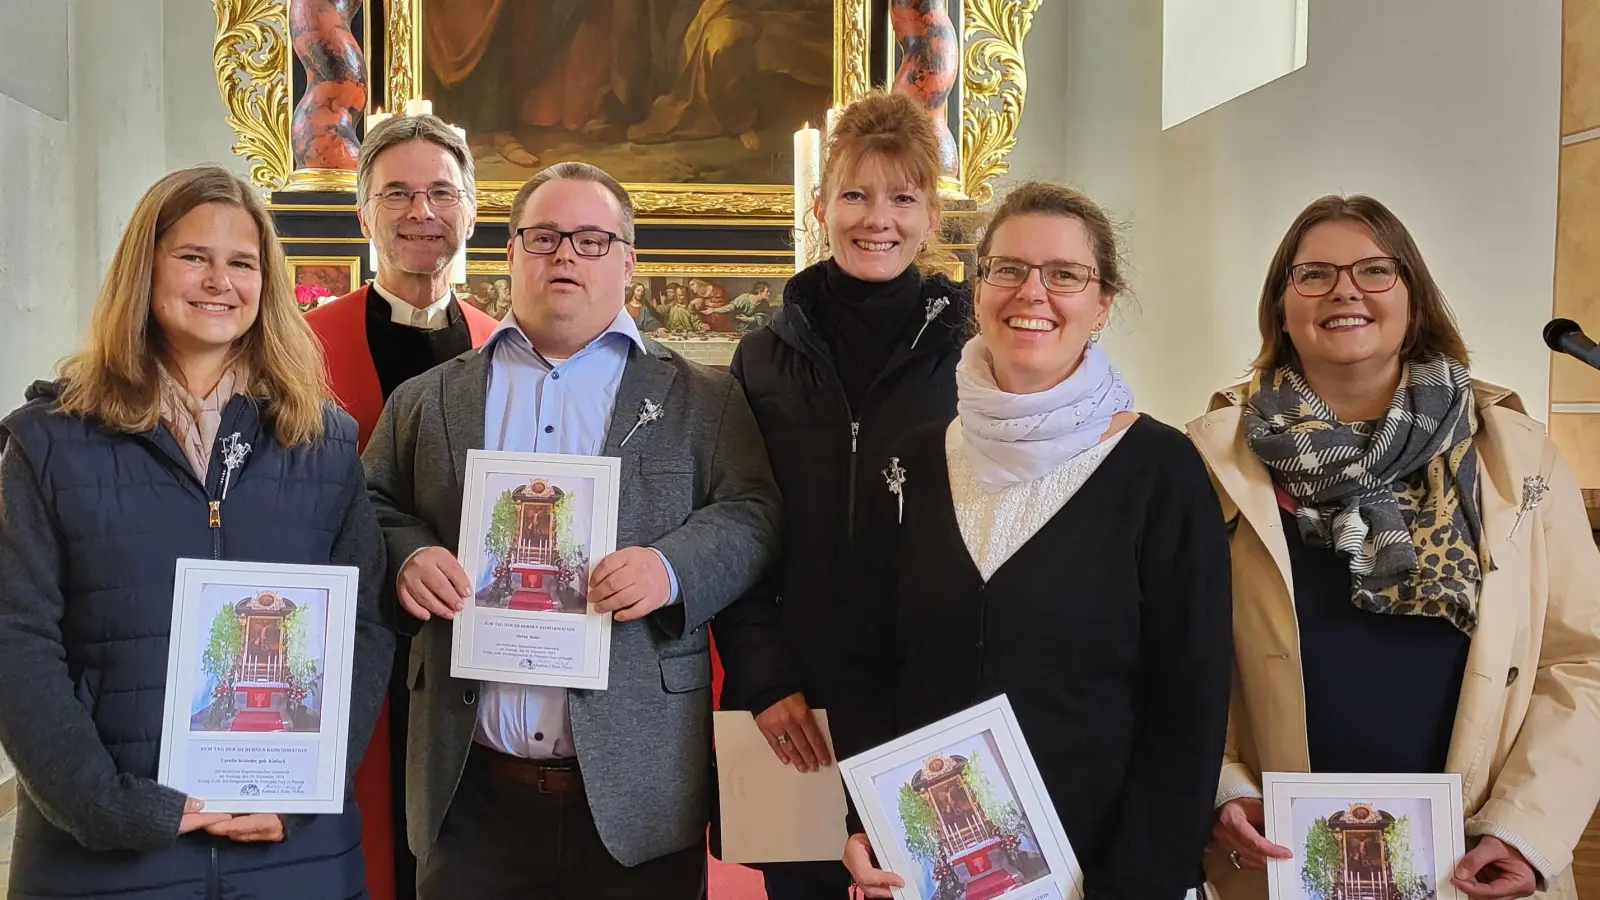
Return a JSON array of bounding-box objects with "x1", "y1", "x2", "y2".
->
[
  {"x1": 602, "y1": 340, "x2": 678, "y2": 462},
  {"x1": 441, "y1": 348, "x2": 491, "y2": 489}
]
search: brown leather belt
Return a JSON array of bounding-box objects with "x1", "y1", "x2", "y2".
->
[{"x1": 471, "y1": 745, "x2": 583, "y2": 794}]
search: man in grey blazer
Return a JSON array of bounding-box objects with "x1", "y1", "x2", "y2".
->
[{"x1": 363, "y1": 161, "x2": 782, "y2": 899}]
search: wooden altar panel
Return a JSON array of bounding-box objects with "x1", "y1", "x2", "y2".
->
[{"x1": 1577, "y1": 804, "x2": 1600, "y2": 899}]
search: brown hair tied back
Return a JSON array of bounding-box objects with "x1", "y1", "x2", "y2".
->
[{"x1": 814, "y1": 91, "x2": 944, "y2": 258}]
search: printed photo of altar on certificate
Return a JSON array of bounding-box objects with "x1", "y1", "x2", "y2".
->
[
  {"x1": 839, "y1": 696, "x2": 1084, "y2": 900},
  {"x1": 156, "y1": 559, "x2": 359, "y2": 814},
  {"x1": 451, "y1": 450, "x2": 621, "y2": 690}
]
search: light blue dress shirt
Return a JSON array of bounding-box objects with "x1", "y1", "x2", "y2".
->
[{"x1": 473, "y1": 307, "x2": 679, "y2": 760}]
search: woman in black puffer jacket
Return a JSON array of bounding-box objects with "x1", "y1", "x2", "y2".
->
[
  {"x1": 712, "y1": 91, "x2": 970, "y2": 900},
  {"x1": 0, "y1": 165, "x2": 392, "y2": 900}
]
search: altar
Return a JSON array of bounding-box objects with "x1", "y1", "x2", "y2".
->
[{"x1": 214, "y1": 0, "x2": 1039, "y2": 366}]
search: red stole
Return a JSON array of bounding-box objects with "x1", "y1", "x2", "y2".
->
[{"x1": 303, "y1": 284, "x2": 497, "y2": 900}]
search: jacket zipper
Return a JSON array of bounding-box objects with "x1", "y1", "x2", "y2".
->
[
  {"x1": 206, "y1": 414, "x2": 249, "y2": 900},
  {"x1": 208, "y1": 844, "x2": 220, "y2": 900},
  {"x1": 783, "y1": 295, "x2": 948, "y2": 548},
  {"x1": 846, "y1": 421, "x2": 860, "y2": 540}
]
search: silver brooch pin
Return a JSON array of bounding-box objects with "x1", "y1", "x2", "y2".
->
[
  {"x1": 911, "y1": 296, "x2": 950, "y2": 349},
  {"x1": 1508, "y1": 474, "x2": 1549, "y2": 540},
  {"x1": 883, "y1": 457, "x2": 907, "y2": 524},
  {"x1": 620, "y1": 398, "x2": 663, "y2": 447},
  {"x1": 219, "y1": 432, "x2": 251, "y2": 500}
]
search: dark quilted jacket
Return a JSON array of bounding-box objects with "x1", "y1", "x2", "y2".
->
[{"x1": 0, "y1": 380, "x2": 392, "y2": 900}]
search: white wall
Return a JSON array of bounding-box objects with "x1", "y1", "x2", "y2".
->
[
  {"x1": 1057, "y1": 0, "x2": 1561, "y2": 426},
  {"x1": 1161, "y1": 0, "x2": 1306, "y2": 129},
  {"x1": 0, "y1": 0, "x2": 239, "y2": 408}
]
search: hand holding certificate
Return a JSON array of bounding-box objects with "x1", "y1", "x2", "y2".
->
[
  {"x1": 1261, "y1": 772, "x2": 1468, "y2": 900},
  {"x1": 157, "y1": 559, "x2": 360, "y2": 815},
  {"x1": 838, "y1": 696, "x2": 1084, "y2": 900},
  {"x1": 450, "y1": 450, "x2": 621, "y2": 690}
]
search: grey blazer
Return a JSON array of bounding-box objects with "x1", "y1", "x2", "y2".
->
[{"x1": 362, "y1": 337, "x2": 782, "y2": 867}]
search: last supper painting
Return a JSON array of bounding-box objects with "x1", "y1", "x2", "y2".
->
[{"x1": 422, "y1": 0, "x2": 834, "y2": 186}]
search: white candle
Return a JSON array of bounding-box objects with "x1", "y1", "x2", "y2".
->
[
  {"x1": 403, "y1": 98, "x2": 433, "y2": 117},
  {"x1": 448, "y1": 243, "x2": 467, "y2": 285},
  {"x1": 365, "y1": 107, "x2": 393, "y2": 133},
  {"x1": 793, "y1": 122, "x2": 821, "y2": 272},
  {"x1": 824, "y1": 104, "x2": 842, "y2": 141}
]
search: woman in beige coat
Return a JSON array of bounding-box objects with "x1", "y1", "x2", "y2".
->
[{"x1": 1187, "y1": 194, "x2": 1600, "y2": 900}]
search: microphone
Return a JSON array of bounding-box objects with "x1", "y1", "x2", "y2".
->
[{"x1": 1543, "y1": 318, "x2": 1600, "y2": 371}]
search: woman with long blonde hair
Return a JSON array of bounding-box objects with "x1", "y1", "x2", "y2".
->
[{"x1": 0, "y1": 165, "x2": 392, "y2": 900}]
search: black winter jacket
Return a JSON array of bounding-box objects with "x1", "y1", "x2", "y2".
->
[
  {"x1": 714, "y1": 261, "x2": 969, "y2": 758},
  {"x1": 0, "y1": 381, "x2": 392, "y2": 900}
]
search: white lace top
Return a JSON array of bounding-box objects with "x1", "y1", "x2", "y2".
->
[{"x1": 946, "y1": 418, "x2": 1129, "y2": 581}]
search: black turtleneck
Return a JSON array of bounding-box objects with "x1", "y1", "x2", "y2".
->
[{"x1": 807, "y1": 259, "x2": 924, "y2": 412}]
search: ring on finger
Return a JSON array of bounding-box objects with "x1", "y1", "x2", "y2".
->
[
  {"x1": 1230, "y1": 850, "x2": 1242, "y2": 869},
  {"x1": 776, "y1": 734, "x2": 790, "y2": 744}
]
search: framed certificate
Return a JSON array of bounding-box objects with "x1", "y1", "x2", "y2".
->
[
  {"x1": 451, "y1": 450, "x2": 621, "y2": 690},
  {"x1": 157, "y1": 558, "x2": 360, "y2": 814},
  {"x1": 1262, "y1": 772, "x2": 1468, "y2": 900},
  {"x1": 838, "y1": 695, "x2": 1084, "y2": 900}
]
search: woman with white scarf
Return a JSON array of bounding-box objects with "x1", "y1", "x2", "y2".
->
[{"x1": 842, "y1": 182, "x2": 1235, "y2": 899}]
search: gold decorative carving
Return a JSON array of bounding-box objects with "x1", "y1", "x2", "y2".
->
[
  {"x1": 961, "y1": 0, "x2": 1040, "y2": 206},
  {"x1": 835, "y1": 0, "x2": 870, "y2": 105},
  {"x1": 468, "y1": 260, "x2": 794, "y2": 278},
  {"x1": 387, "y1": 0, "x2": 420, "y2": 105},
  {"x1": 635, "y1": 263, "x2": 794, "y2": 277},
  {"x1": 283, "y1": 168, "x2": 359, "y2": 192},
  {"x1": 478, "y1": 186, "x2": 791, "y2": 219},
  {"x1": 212, "y1": 0, "x2": 292, "y2": 192}
]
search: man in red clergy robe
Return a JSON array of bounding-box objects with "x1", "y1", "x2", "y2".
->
[{"x1": 304, "y1": 114, "x2": 498, "y2": 900}]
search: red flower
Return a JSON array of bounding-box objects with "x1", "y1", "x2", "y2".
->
[{"x1": 294, "y1": 283, "x2": 333, "y2": 311}]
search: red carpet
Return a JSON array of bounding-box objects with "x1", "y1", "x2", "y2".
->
[
  {"x1": 230, "y1": 709, "x2": 285, "y2": 731},
  {"x1": 710, "y1": 856, "x2": 766, "y2": 900}
]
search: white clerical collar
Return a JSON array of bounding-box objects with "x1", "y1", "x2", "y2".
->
[{"x1": 371, "y1": 280, "x2": 454, "y2": 331}]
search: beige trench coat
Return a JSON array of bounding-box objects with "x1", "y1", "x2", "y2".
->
[{"x1": 1186, "y1": 381, "x2": 1600, "y2": 900}]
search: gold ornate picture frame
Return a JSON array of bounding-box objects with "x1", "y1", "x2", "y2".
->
[
  {"x1": 288, "y1": 254, "x2": 362, "y2": 311},
  {"x1": 213, "y1": 0, "x2": 1037, "y2": 215},
  {"x1": 462, "y1": 260, "x2": 791, "y2": 367}
]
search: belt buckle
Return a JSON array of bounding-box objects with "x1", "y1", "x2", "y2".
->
[{"x1": 536, "y1": 767, "x2": 551, "y2": 793}]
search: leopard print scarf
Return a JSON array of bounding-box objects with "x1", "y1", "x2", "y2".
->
[{"x1": 1242, "y1": 355, "x2": 1487, "y2": 634}]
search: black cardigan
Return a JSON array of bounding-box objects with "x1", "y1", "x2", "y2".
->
[{"x1": 874, "y1": 416, "x2": 1234, "y2": 899}]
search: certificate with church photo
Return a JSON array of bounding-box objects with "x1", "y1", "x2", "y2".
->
[
  {"x1": 1262, "y1": 772, "x2": 1467, "y2": 900},
  {"x1": 838, "y1": 695, "x2": 1084, "y2": 900},
  {"x1": 156, "y1": 558, "x2": 360, "y2": 814},
  {"x1": 451, "y1": 450, "x2": 621, "y2": 690}
]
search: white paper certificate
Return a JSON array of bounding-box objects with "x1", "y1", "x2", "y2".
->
[
  {"x1": 838, "y1": 696, "x2": 1084, "y2": 900},
  {"x1": 157, "y1": 558, "x2": 360, "y2": 814},
  {"x1": 714, "y1": 709, "x2": 848, "y2": 863},
  {"x1": 1262, "y1": 772, "x2": 1467, "y2": 900},
  {"x1": 451, "y1": 450, "x2": 620, "y2": 690}
]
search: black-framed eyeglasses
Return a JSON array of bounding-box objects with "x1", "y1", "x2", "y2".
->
[
  {"x1": 368, "y1": 187, "x2": 466, "y2": 210},
  {"x1": 1288, "y1": 256, "x2": 1402, "y2": 297},
  {"x1": 515, "y1": 227, "x2": 632, "y2": 258},
  {"x1": 979, "y1": 256, "x2": 1099, "y2": 294}
]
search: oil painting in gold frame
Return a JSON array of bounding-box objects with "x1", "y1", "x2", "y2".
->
[
  {"x1": 462, "y1": 260, "x2": 791, "y2": 367},
  {"x1": 212, "y1": 0, "x2": 1039, "y2": 215}
]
